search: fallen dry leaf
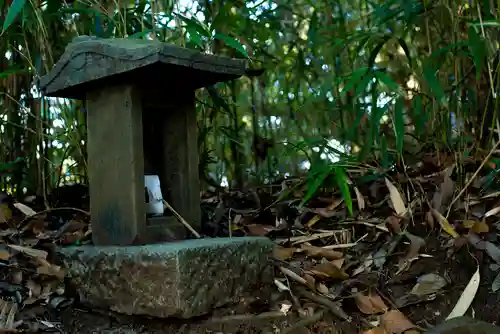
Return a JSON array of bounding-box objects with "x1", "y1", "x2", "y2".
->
[
  {"x1": 0, "y1": 204, "x2": 12, "y2": 224},
  {"x1": 307, "y1": 199, "x2": 343, "y2": 227},
  {"x1": 13, "y1": 202, "x2": 37, "y2": 216},
  {"x1": 331, "y1": 258, "x2": 345, "y2": 269},
  {"x1": 425, "y1": 210, "x2": 434, "y2": 229},
  {"x1": 274, "y1": 279, "x2": 289, "y2": 292},
  {"x1": 246, "y1": 224, "x2": 278, "y2": 236},
  {"x1": 354, "y1": 187, "x2": 365, "y2": 211},
  {"x1": 431, "y1": 165, "x2": 455, "y2": 213},
  {"x1": 274, "y1": 246, "x2": 296, "y2": 261},
  {"x1": 446, "y1": 266, "x2": 480, "y2": 320},
  {"x1": 386, "y1": 216, "x2": 401, "y2": 234},
  {"x1": 410, "y1": 273, "x2": 447, "y2": 296},
  {"x1": 7, "y1": 244, "x2": 48, "y2": 260},
  {"x1": 0, "y1": 205, "x2": 7, "y2": 224},
  {"x1": 280, "y1": 267, "x2": 308, "y2": 286},
  {"x1": 354, "y1": 291, "x2": 388, "y2": 314},
  {"x1": 304, "y1": 273, "x2": 316, "y2": 291},
  {"x1": 317, "y1": 282, "x2": 329, "y2": 294},
  {"x1": 300, "y1": 244, "x2": 343, "y2": 260},
  {"x1": 36, "y1": 261, "x2": 65, "y2": 279},
  {"x1": 471, "y1": 221, "x2": 489, "y2": 234},
  {"x1": 397, "y1": 232, "x2": 425, "y2": 274},
  {"x1": 362, "y1": 327, "x2": 390, "y2": 334},
  {"x1": 431, "y1": 209, "x2": 458, "y2": 238},
  {"x1": 353, "y1": 253, "x2": 374, "y2": 276},
  {"x1": 381, "y1": 309, "x2": 416, "y2": 334},
  {"x1": 0, "y1": 249, "x2": 10, "y2": 261},
  {"x1": 484, "y1": 206, "x2": 500, "y2": 218},
  {"x1": 308, "y1": 262, "x2": 349, "y2": 280},
  {"x1": 0, "y1": 299, "x2": 18, "y2": 330},
  {"x1": 385, "y1": 178, "x2": 407, "y2": 216}
]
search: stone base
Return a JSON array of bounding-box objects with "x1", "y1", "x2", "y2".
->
[
  {"x1": 57, "y1": 237, "x2": 274, "y2": 319},
  {"x1": 61, "y1": 308, "x2": 295, "y2": 334},
  {"x1": 427, "y1": 316, "x2": 500, "y2": 334}
]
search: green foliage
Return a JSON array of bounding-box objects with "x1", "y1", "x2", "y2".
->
[
  {"x1": 0, "y1": 0, "x2": 498, "y2": 200},
  {"x1": 2, "y1": 0, "x2": 26, "y2": 33}
]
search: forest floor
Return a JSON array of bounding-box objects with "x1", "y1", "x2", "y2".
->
[{"x1": 1, "y1": 151, "x2": 500, "y2": 333}]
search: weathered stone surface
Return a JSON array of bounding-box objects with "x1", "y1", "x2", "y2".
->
[
  {"x1": 39, "y1": 36, "x2": 247, "y2": 99},
  {"x1": 427, "y1": 316, "x2": 500, "y2": 334},
  {"x1": 58, "y1": 237, "x2": 274, "y2": 319},
  {"x1": 61, "y1": 308, "x2": 295, "y2": 334}
]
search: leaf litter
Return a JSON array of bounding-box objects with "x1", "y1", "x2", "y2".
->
[
  {"x1": 201, "y1": 152, "x2": 500, "y2": 333},
  {"x1": 3, "y1": 152, "x2": 500, "y2": 332}
]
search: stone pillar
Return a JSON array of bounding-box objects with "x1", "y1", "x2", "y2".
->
[{"x1": 86, "y1": 85, "x2": 146, "y2": 245}]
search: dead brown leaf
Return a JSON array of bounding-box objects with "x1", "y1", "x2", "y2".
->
[
  {"x1": 35, "y1": 258, "x2": 65, "y2": 279},
  {"x1": 0, "y1": 299, "x2": 18, "y2": 330},
  {"x1": 331, "y1": 258, "x2": 345, "y2": 269},
  {"x1": 430, "y1": 209, "x2": 458, "y2": 238},
  {"x1": 13, "y1": 202, "x2": 37, "y2": 216},
  {"x1": 303, "y1": 273, "x2": 316, "y2": 291},
  {"x1": 385, "y1": 178, "x2": 407, "y2": 216},
  {"x1": 27, "y1": 280, "x2": 41, "y2": 298},
  {"x1": 306, "y1": 199, "x2": 343, "y2": 228},
  {"x1": 0, "y1": 205, "x2": 6, "y2": 224},
  {"x1": 0, "y1": 204, "x2": 12, "y2": 224},
  {"x1": 317, "y1": 283, "x2": 329, "y2": 294},
  {"x1": 309, "y1": 207, "x2": 337, "y2": 218},
  {"x1": 308, "y1": 262, "x2": 349, "y2": 280},
  {"x1": 484, "y1": 206, "x2": 500, "y2": 218},
  {"x1": 381, "y1": 309, "x2": 416, "y2": 334},
  {"x1": 354, "y1": 187, "x2": 365, "y2": 211},
  {"x1": 7, "y1": 245, "x2": 47, "y2": 260},
  {"x1": 246, "y1": 224, "x2": 278, "y2": 236},
  {"x1": 273, "y1": 246, "x2": 296, "y2": 261},
  {"x1": 354, "y1": 291, "x2": 388, "y2": 314},
  {"x1": 362, "y1": 327, "x2": 390, "y2": 334},
  {"x1": 0, "y1": 249, "x2": 9, "y2": 261},
  {"x1": 397, "y1": 232, "x2": 425, "y2": 274},
  {"x1": 11, "y1": 271, "x2": 22, "y2": 284},
  {"x1": 431, "y1": 166, "x2": 454, "y2": 213},
  {"x1": 425, "y1": 210, "x2": 434, "y2": 229},
  {"x1": 300, "y1": 244, "x2": 343, "y2": 260},
  {"x1": 471, "y1": 221, "x2": 489, "y2": 234},
  {"x1": 386, "y1": 216, "x2": 401, "y2": 234}
]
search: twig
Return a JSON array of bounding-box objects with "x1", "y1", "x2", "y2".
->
[
  {"x1": 18, "y1": 207, "x2": 90, "y2": 231},
  {"x1": 446, "y1": 140, "x2": 500, "y2": 219},
  {"x1": 281, "y1": 309, "x2": 325, "y2": 334},
  {"x1": 162, "y1": 199, "x2": 201, "y2": 238},
  {"x1": 294, "y1": 287, "x2": 351, "y2": 322},
  {"x1": 208, "y1": 311, "x2": 289, "y2": 323}
]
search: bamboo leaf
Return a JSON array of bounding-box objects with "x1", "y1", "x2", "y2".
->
[
  {"x1": 385, "y1": 178, "x2": 406, "y2": 216},
  {"x1": 335, "y1": 167, "x2": 353, "y2": 216},
  {"x1": 341, "y1": 67, "x2": 369, "y2": 96},
  {"x1": 446, "y1": 267, "x2": 480, "y2": 320},
  {"x1": 214, "y1": 33, "x2": 248, "y2": 57},
  {"x1": 2, "y1": 0, "x2": 26, "y2": 33},
  {"x1": 375, "y1": 71, "x2": 400, "y2": 93},
  {"x1": 300, "y1": 167, "x2": 331, "y2": 207},
  {"x1": 423, "y1": 64, "x2": 444, "y2": 100},
  {"x1": 468, "y1": 26, "x2": 487, "y2": 80},
  {"x1": 397, "y1": 38, "x2": 412, "y2": 68},
  {"x1": 175, "y1": 13, "x2": 211, "y2": 38}
]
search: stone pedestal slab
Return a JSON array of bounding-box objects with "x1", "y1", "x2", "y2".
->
[{"x1": 58, "y1": 237, "x2": 273, "y2": 319}]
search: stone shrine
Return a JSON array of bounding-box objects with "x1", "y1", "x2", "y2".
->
[
  {"x1": 39, "y1": 36, "x2": 273, "y2": 320},
  {"x1": 39, "y1": 36, "x2": 247, "y2": 245}
]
